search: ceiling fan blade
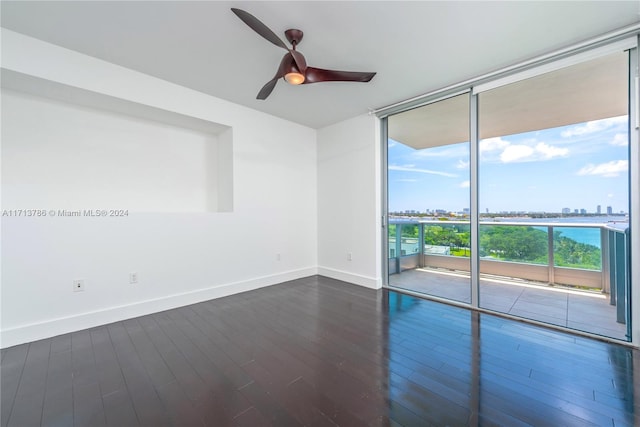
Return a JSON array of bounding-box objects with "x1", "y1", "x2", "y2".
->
[
  {"x1": 256, "y1": 54, "x2": 292, "y2": 100},
  {"x1": 257, "y1": 78, "x2": 278, "y2": 100},
  {"x1": 231, "y1": 8, "x2": 288, "y2": 50},
  {"x1": 290, "y1": 50, "x2": 307, "y2": 73},
  {"x1": 303, "y1": 67, "x2": 376, "y2": 84}
]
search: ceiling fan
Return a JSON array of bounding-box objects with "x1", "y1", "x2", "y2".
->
[{"x1": 231, "y1": 8, "x2": 376, "y2": 100}]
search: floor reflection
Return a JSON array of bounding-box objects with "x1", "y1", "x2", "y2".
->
[
  {"x1": 383, "y1": 289, "x2": 638, "y2": 426},
  {"x1": 390, "y1": 268, "x2": 627, "y2": 340}
]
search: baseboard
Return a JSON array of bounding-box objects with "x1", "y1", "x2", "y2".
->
[
  {"x1": 0, "y1": 267, "x2": 317, "y2": 349},
  {"x1": 316, "y1": 267, "x2": 382, "y2": 289}
]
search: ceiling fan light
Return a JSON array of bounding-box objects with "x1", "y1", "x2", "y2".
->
[{"x1": 284, "y1": 72, "x2": 305, "y2": 85}]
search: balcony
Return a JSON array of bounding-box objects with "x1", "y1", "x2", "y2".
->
[{"x1": 388, "y1": 220, "x2": 631, "y2": 341}]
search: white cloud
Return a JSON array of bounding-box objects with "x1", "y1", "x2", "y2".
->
[
  {"x1": 500, "y1": 145, "x2": 534, "y2": 163},
  {"x1": 561, "y1": 121, "x2": 607, "y2": 138},
  {"x1": 456, "y1": 159, "x2": 470, "y2": 169},
  {"x1": 480, "y1": 137, "x2": 510, "y2": 153},
  {"x1": 389, "y1": 165, "x2": 458, "y2": 177},
  {"x1": 481, "y1": 138, "x2": 569, "y2": 163},
  {"x1": 535, "y1": 142, "x2": 569, "y2": 159},
  {"x1": 608, "y1": 193, "x2": 614, "y2": 198},
  {"x1": 459, "y1": 180, "x2": 470, "y2": 188},
  {"x1": 412, "y1": 145, "x2": 469, "y2": 158},
  {"x1": 561, "y1": 116, "x2": 627, "y2": 138},
  {"x1": 396, "y1": 178, "x2": 418, "y2": 182},
  {"x1": 577, "y1": 160, "x2": 628, "y2": 178},
  {"x1": 610, "y1": 133, "x2": 628, "y2": 146}
]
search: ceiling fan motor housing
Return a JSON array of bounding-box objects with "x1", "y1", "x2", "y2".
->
[{"x1": 285, "y1": 29, "x2": 304, "y2": 46}]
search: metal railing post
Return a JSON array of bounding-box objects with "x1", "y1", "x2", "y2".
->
[
  {"x1": 609, "y1": 229, "x2": 617, "y2": 306},
  {"x1": 548, "y1": 226, "x2": 555, "y2": 285},
  {"x1": 624, "y1": 228, "x2": 631, "y2": 339},
  {"x1": 419, "y1": 223, "x2": 425, "y2": 268},
  {"x1": 395, "y1": 223, "x2": 402, "y2": 273},
  {"x1": 614, "y1": 231, "x2": 627, "y2": 324},
  {"x1": 601, "y1": 226, "x2": 609, "y2": 295}
]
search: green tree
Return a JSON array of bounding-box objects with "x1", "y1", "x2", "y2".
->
[
  {"x1": 479, "y1": 226, "x2": 547, "y2": 263},
  {"x1": 418, "y1": 223, "x2": 600, "y2": 269},
  {"x1": 401, "y1": 224, "x2": 418, "y2": 238},
  {"x1": 553, "y1": 231, "x2": 601, "y2": 270}
]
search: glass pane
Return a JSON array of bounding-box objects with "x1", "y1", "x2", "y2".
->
[
  {"x1": 388, "y1": 224, "x2": 396, "y2": 259},
  {"x1": 478, "y1": 51, "x2": 630, "y2": 340},
  {"x1": 479, "y1": 224, "x2": 548, "y2": 265},
  {"x1": 387, "y1": 93, "x2": 470, "y2": 303},
  {"x1": 553, "y1": 226, "x2": 601, "y2": 271}
]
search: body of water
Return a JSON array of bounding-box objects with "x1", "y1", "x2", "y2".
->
[
  {"x1": 483, "y1": 215, "x2": 627, "y2": 224},
  {"x1": 492, "y1": 216, "x2": 628, "y2": 247},
  {"x1": 391, "y1": 215, "x2": 628, "y2": 247},
  {"x1": 540, "y1": 226, "x2": 601, "y2": 247}
]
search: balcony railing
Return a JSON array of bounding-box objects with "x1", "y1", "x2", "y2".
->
[
  {"x1": 607, "y1": 225, "x2": 630, "y2": 324},
  {"x1": 388, "y1": 220, "x2": 629, "y2": 301}
]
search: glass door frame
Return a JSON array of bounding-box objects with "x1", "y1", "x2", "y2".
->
[
  {"x1": 628, "y1": 38, "x2": 639, "y2": 346},
  {"x1": 381, "y1": 89, "x2": 474, "y2": 305}
]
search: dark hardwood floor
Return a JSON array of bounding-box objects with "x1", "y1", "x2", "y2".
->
[{"x1": 1, "y1": 275, "x2": 638, "y2": 426}]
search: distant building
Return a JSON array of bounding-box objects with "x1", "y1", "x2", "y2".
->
[
  {"x1": 574, "y1": 209, "x2": 579, "y2": 214},
  {"x1": 580, "y1": 209, "x2": 586, "y2": 214},
  {"x1": 607, "y1": 206, "x2": 613, "y2": 215},
  {"x1": 562, "y1": 208, "x2": 571, "y2": 214},
  {"x1": 597, "y1": 205, "x2": 601, "y2": 214}
]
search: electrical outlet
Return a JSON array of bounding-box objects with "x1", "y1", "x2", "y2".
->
[
  {"x1": 129, "y1": 272, "x2": 139, "y2": 284},
  {"x1": 276, "y1": 253, "x2": 281, "y2": 261},
  {"x1": 73, "y1": 279, "x2": 85, "y2": 292},
  {"x1": 347, "y1": 252, "x2": 353, "y2": 261}
]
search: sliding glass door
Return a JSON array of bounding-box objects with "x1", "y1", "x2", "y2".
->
[
  {"x1": 387, "y1": 93, "x2": 471, "y2": 304},
  {"x1": 476, "y1": 50, "x2": 631, "y2": 340},
  {"x1": 384, "y1": 42, "x2": 636, "y2": 342}
]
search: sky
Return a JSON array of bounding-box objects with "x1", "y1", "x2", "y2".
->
[{"x1": 388, "y1": 115, "x2": 629, "y2": 214}]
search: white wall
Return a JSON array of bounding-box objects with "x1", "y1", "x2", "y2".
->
[
  {"x1": 3, "y1": 90, "x2": 229, "y2": 213},
  {"x1": 1, "y1": 30, "x2": 318, "y2": 347},
  {"x1": 317, "y1": 114, "x2": 382, "y2": 289}
]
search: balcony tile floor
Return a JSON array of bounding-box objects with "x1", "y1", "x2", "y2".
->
[{"x1": 389, "y1": 268, "x2": 628, "y2": 340}]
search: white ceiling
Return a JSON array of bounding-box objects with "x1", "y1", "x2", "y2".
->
[
  {"x1": 1, "y1": 1, "x2": 639, "y2": 129},
  {"x1": 390, "y1": 51, "x2": 628, "y2": 149}
]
